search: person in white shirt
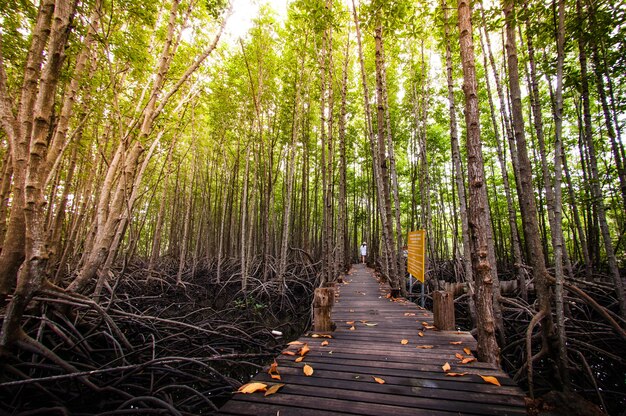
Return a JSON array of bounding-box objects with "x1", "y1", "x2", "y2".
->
[{"x1": 360, "y1": 242, "x2": 367, "y2": 264}]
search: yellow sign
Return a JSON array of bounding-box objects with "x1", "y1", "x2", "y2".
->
[{"x1": 407, "y1": 230, "x2": 426, "y2": 282}]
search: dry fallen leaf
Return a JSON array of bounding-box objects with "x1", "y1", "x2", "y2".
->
[
  {"x1": 421, "y1": 322, "x2": 429, "y2": 326},
  {"x1": 418, "y1": 331, "x2": 424, "y2": 337},
  {"x1": 455, "y1": 353, "x2": 464, "y2": 360},
  {"x1": 238, "y1": 382, "x2": 268, "y2": 394},
  {"x1": 346, "y1": 321, "x2": 355, "y2": 325},
  {"x1": 424, "y1": 325, "x2": 435, "y2": 329},
  {"x1": 359, "y1": 320, "x2": 368, "y2": 323},
  {"x1": 373, "y1": 377, "x2": 385, "y2": 384},
  {"x1": 386, "y1": 293, "x2": 392, "y2": 299},
  {"x1": 464, "y1": 347, "x2": 472, "y2": 355},
  {"x1": 401, "y1": 339, "x2": 409, "y2": 345},
  {"x1": 268, "y1": 361, "x2": 281, "y2": 380},
  {"x1": 295, "y1": 356, "x2": 304, "y2": 363},
  {"x1": 282, "y1": 351, "x2": 296, "y2": 356},
  {"x1": 349, "y1": 325, "x2": 356, "y2": 331},
  {"x1": 288, "y1": 341, "x2": 304, "y2": 346},
  {"x1": 450, "y1": 341, "x2": 462, "y2": 345},
  {"x1": 460, "y1": 357, "x2": 477, "y2": 364},
  {"x1": 311, "y1": 334, "x2": 332, "y2": 338},
  {"x1": 416, "y1": 345, "x2": 434, "y2": 349},
  {"x1": 303, "y1": 364, "x2": 314, "y2": 376},
  {"x1": 264, "y1": 383, "x2": 285, "y2": 396},
  {"x1": 364, "y1": 323, "x2": 378, "y2": 327},
  {"x1": 479, "y1": 375, "x2": 501, "y2": 386},
  {"x1": 298, "y1": 344, "x2": 310, "y2": 356},
  {"x1": 321, "y1": 340, "x2": 329, "y2": 346},
  {"x1": 404, "y1": 312, "x2": 416, "y2": 316},
  {"x1": 445, "y1": 372, "x2": 468, "y2": 377},
  {"x1": 442, "y1": 362, "x2": 451, "y2": 372}
]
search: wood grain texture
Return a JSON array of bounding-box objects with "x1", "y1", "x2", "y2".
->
[{"x1": 217, "y1": 264, "x2": 527, "y2": 415}]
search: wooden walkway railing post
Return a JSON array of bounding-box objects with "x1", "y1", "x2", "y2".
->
[
  {"x1": 433, "y1": 290, "x2": 455, "y2": 330},
  {"x1": 313, "y1": 287, "x2": 335, "y2": 332}
]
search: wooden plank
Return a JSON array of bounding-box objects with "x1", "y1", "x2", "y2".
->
[{"x1": 217, "y1": 264, "x2": 527, "y2": 415}]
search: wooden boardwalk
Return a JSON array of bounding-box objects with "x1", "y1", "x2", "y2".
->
[{"x1": 217, "y1": 264, "x2": 527, "y2": 415}]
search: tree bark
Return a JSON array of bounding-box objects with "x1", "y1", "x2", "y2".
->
[
  {"x1": 442, "y1": 0, "x2": 476, "y2": 321},
  {"x1": 457, "y1": 0, "x2": 500, "y2": 364}
]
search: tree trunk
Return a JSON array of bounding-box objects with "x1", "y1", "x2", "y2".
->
[
  {"x1": 576, "y1": 0, "x2": 626, "y2": 320},
  {"x1": 337, "y1": 38, "x2": 350, "y2": 273},
  {"x1": 550, "y1": 0, "x2": 570, "y2": 387},
  {"x1": 503, "y1": 0, "x2": 566, "y2": 391},
  {"x1": 478, "y1": 15, "x2": 526, "y2": 301},
  {"x1": 0, "y1": 0, "x2": 57, "y2": 295},
  {"x1": 374, "y1": 22, "x2": 399, "y2": 290},
  {"x1": 0, "y1": 0, "x2": 75, "y2": 346},
  {"x1": 442, "y1": 0, "x2": 476, "y2": 322},
  {"x1": 457, "y1": 0, "x2": 500, "y2": 365}
]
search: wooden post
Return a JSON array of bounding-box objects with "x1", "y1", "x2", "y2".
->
[
  {"x1": 433, "y1": 290, "x2": 455, "y2": 330},
  {"x1": 313, "y1": 287, "x2": 335, "y2": 332}
]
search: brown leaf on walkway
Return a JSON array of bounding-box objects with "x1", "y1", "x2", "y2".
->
[
  {"x1": 298, "y1": 344, "x2": 310, "y2": 356},
  {"x1": 421, "y1": 322, "x2": 429, "y2": 326},
  {"x1": 449, "y1": 341, "x2": 462, "y2": 345},
  {"x1": 442, "y1": 362, "x2": 451, "y2": 372},
  {"x1": 479, "y1": 375, "x2": 501, "y2": 386},
  {"x1": 364, "y1": 322, "x2": 378, "y2": 327},
  {"x1": 264, "y1": 383, "x2": 285, "y2": 396},
  {"x1": 295, "y1": 356, "x2": 304, "y2": 363},
  {"x1": 455, "y1": 353, "x2": 464, "y2": 360},
  {"x1": 268, "y1": 360, "x2": 281, "y2": 380},
  {"x1": 401, "y1": 339, "x2": 409, "y2": 345},
  {"x1": 418, "y1": 331, "x2": 424, "y2": 337},
  {"x1": 238, "y1": 382, "x2": 267, "y2": 394},
  {"x1": 349, "y1": 325, "x2": 356, "y2": 330},
  {"x1": 464, "y1": 348, "x2": 471, "y2": 355},
  {"x1": 416, "y1": 345, "x2": 434, "y2": 349},
  {"x1": 373, "y1": 377, "x2": 385, "y2": 384},
  {"x1": 288, "y1": 341, "x2": 303, "y2": 346},
  {"x1": 460, "y1": 357, "x2": 477, "y2": 364},
  {"x1": 303, "y1": 364, "x2": 314, "y2": 376},
  {"x1": 424, "y1": 325, "x2": 435, "y2": 329},
  {"x1": 346, "y1": 321, "x2": 355, "y2": 325},
  {"x1": 404, "y1": 313, "x2": 416, "y2": 316},
  {"x1": 321, "y1": 340, "x2": 329, "y2": 346},
  {"x1": 445, "y1": 372, "x2": 468, "y2": 377},
  {"x1": 311, "y1": 334, "x2": 332, "y2": 338},
  {"x1": 282, "y1": 351, "x2": 296, "y2": 356},
  {"x1": 386, "y1": 293, "x2": 392, "y2": 299}
]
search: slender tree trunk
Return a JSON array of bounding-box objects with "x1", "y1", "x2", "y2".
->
[
  {"x1": 351, "y1": 0, "x2": 393, "y2": 284},
  {"x1": 550, "y1": 0, "x2": 570, "y2": 386},
  {"x1": 378, "y1": 28, "x2": 404, "y2": 290},
  {"x1": 374, "y1": 21, "x2": 399, "y2": 289},
  {"x1": 442, "y1": 0, "x2": 476, "y2": 322},
  {"x1": 576, "y1": 1, "x2": 626, "y2": 320},
  {"x1": 240, "y1": 146, "x2": 250, "y2": 292},
  {"x1": 478, "y1": 17, "x2": 526, "y2": 301},
  {"x1": 148, "y1": 140, "x2": 176, "y2": 274},
  {"x1": 503, "y1": 0, "x2": 567, "y2": 392},
  {"x1": 0, "y1": 151, "x2": 12, "y2": 245},
  {"x1": 457, "y1": 0, "x2": 500, "y2": 364},
  {"x1": 337, "y1": 38, "x2": 350, "y2": 272}
]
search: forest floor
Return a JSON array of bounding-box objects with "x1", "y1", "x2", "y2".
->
[{"x1": 0, "y1": 259, "x2": 624, "y2": 415}]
